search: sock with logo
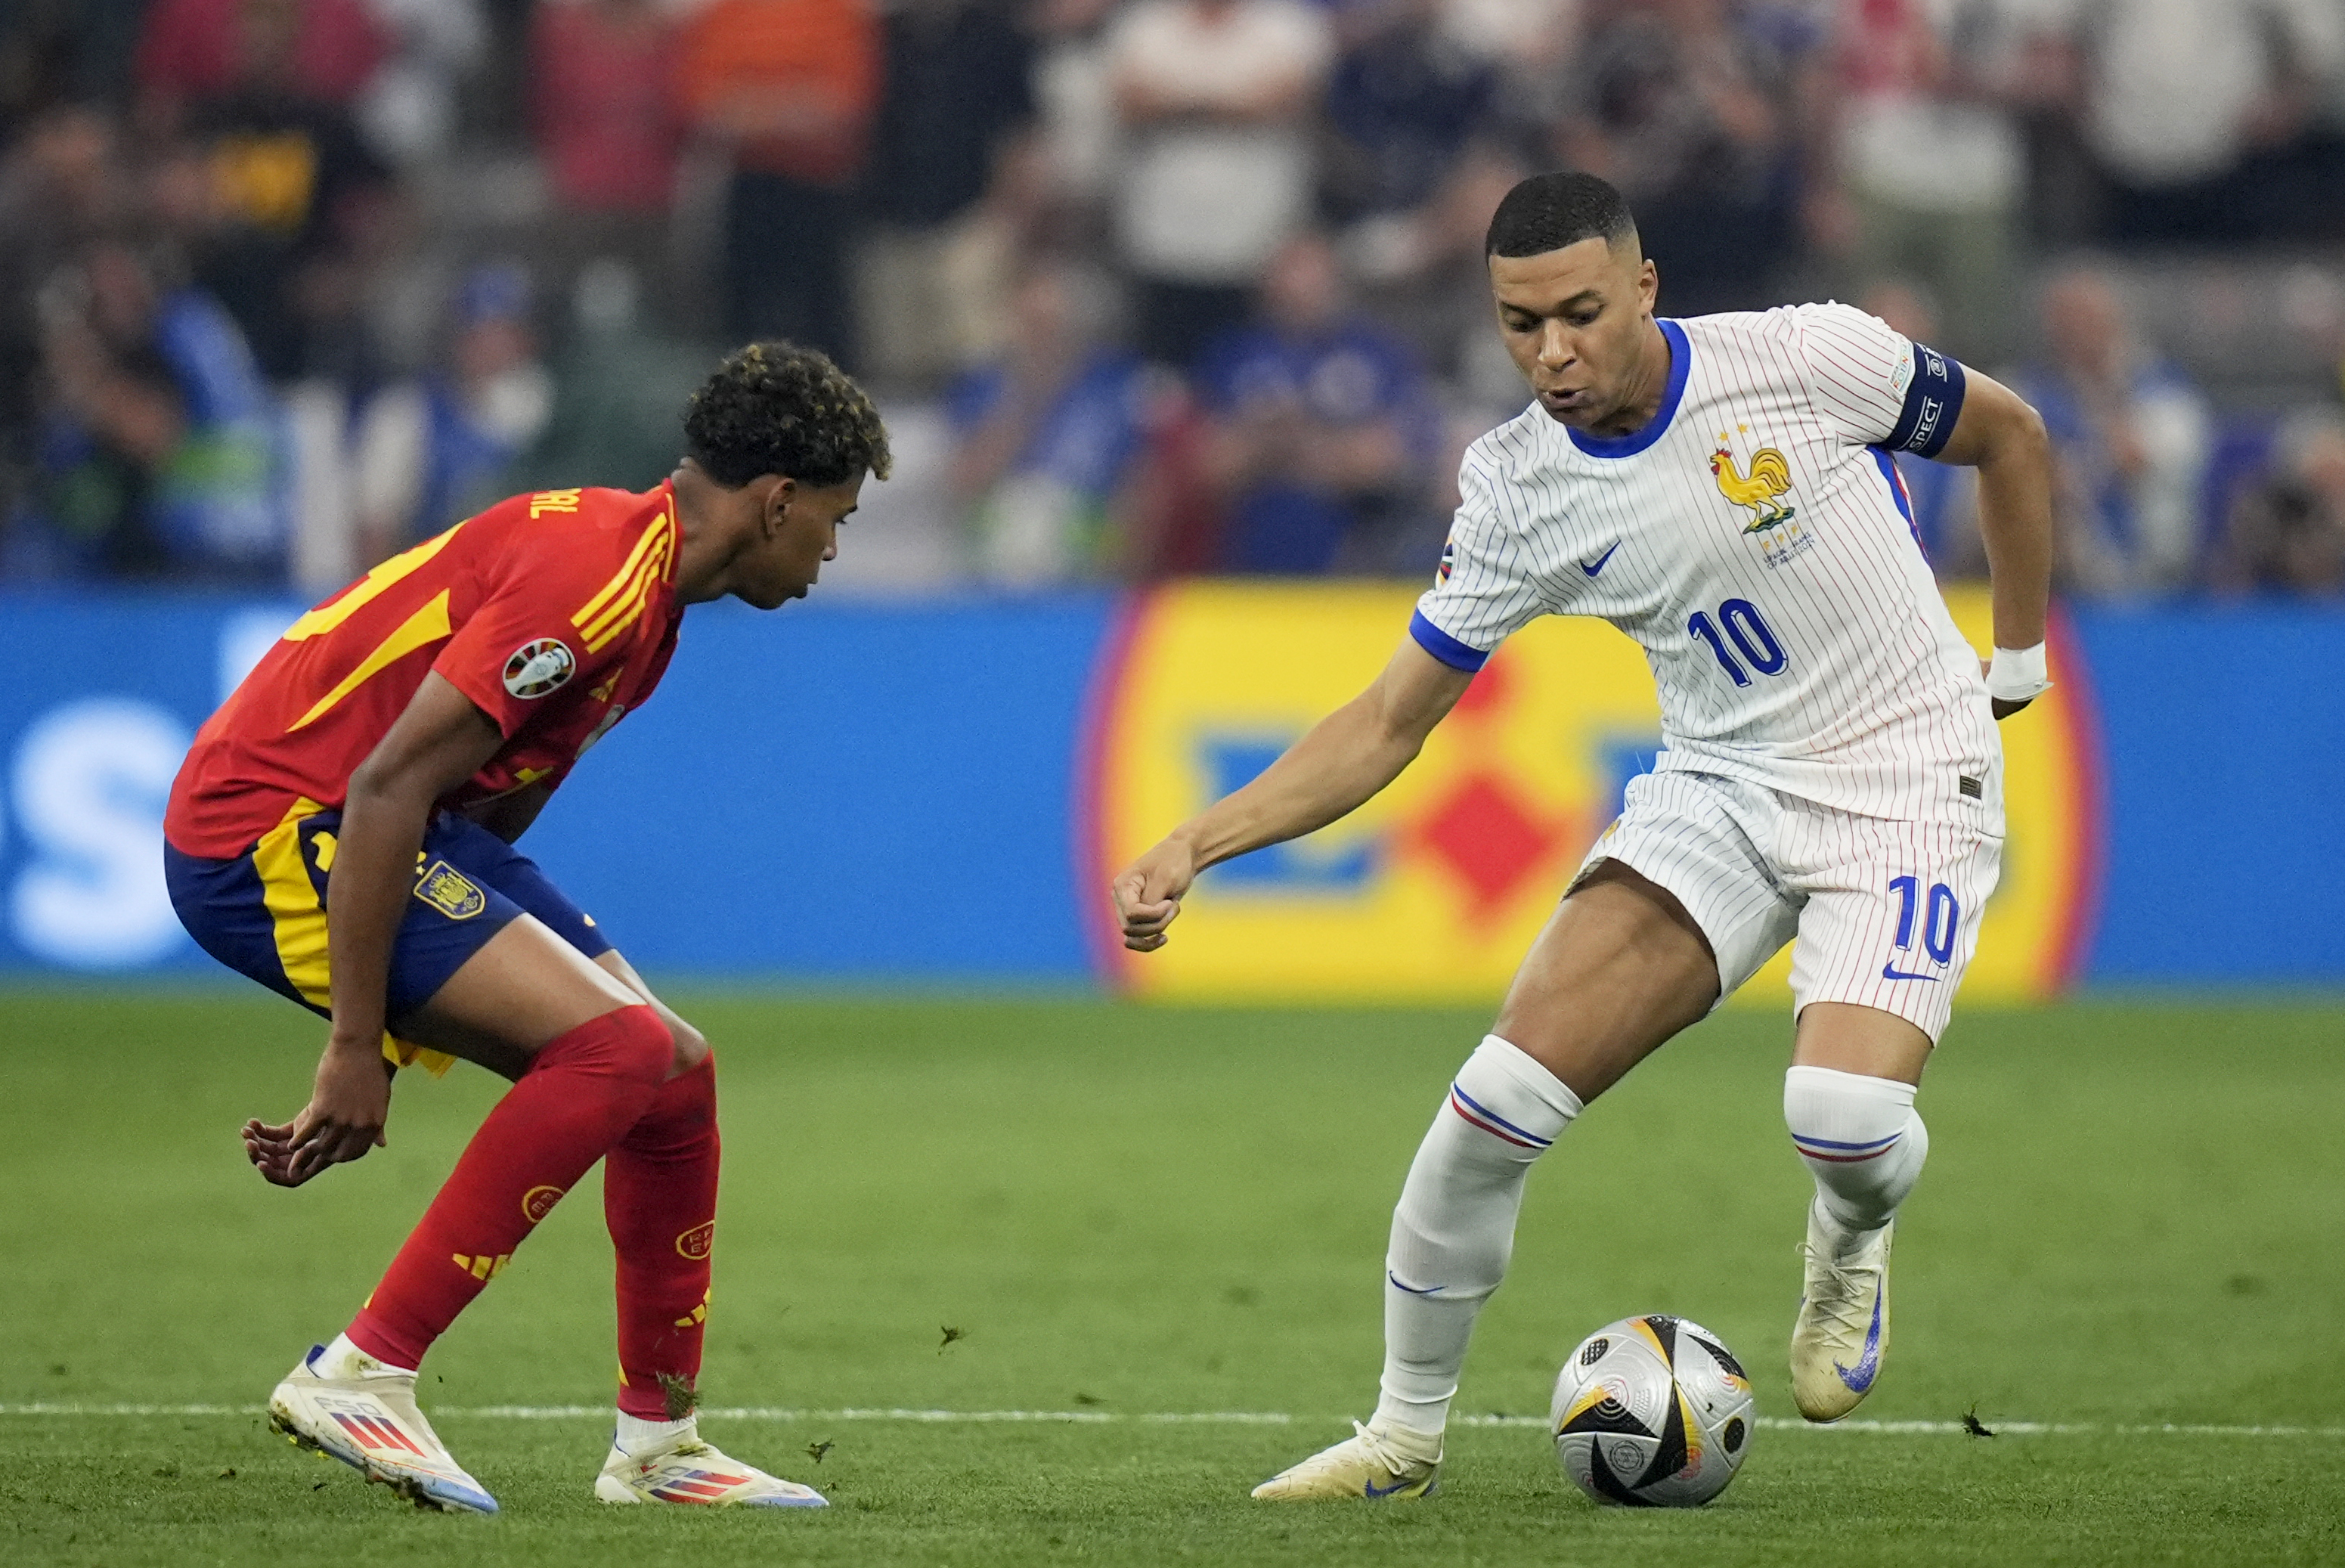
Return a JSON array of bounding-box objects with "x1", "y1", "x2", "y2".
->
[
  {"x1": 347, "y1": 1005, "x2": 673, "y2": 1370},
  {"x1": 606, "y1": 1055, "x2": 721, "y2": 1421},
  {"x1": 1783, "y1": 1064, "x2": 1928, "y2": 1236},
  {"x1": 1373, "y1": 1036, "x2": 1584, "y2": 1436}
]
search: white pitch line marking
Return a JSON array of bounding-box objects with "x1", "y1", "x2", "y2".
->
[{"x1": 3, "y1": 1403, "x2": 2341, "y2": 1439}]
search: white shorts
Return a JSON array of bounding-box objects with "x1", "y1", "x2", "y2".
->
[{"x1": 1575, "y1": 770, "x2": 2003, "y2": 1043}]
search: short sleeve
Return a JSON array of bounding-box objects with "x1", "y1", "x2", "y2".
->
[
  {"x1": 432, "y1": 522, "x2": 633, "y2": 737},
  {"x1": 1408, "y1": 450, "x2": 1549, "y2": 672},
  {"x1": 1790, "y1": 302, "x2": 1966, "y2": 458}
]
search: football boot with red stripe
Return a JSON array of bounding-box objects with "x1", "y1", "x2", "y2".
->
[
  {"x1": 268, "y1": 1343, "x2": 499, "y2": 1513},
  {"x1": 594, "y1": 1428, "x2": 828, "y2": 1508}
]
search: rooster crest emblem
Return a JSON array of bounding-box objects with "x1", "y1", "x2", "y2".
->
[{"x1": 1710, "y1": 442, "x2": 1796, "y2": 532}]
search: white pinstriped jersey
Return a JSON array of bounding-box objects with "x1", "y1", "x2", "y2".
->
[{"x1": 1413, "y1": 303, "x2": 2000, "y2": 826}]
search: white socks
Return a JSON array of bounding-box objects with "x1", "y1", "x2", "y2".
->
[
  {"x1": 1374, "y1": 1035, "x2": 1582, "y2": 1436},
  {"x1": 614, "y1": 1412, "x2": 696, "y2": 1458},
  {"x1": 313, "y1": 1332, "x2": 411, "y2": 1380},
  {"x1": 1783, "y1": 1064, "x2": 1929, "y2": 1236}
]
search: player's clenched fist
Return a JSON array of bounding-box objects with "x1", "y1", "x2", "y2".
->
[{"x1": 1114, "y1": 838, "x2": 1199, "y2": 952}]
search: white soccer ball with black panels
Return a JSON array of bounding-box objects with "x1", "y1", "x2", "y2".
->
[{"x1": 1550, "y1": 1314, "x2": 1755, "y2": 1507}]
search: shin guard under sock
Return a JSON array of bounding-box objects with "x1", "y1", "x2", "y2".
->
[
  {"x1": 348, "y1": 1005, "x2": 673, "y2": 1370},
  {"x1": 606, "y1": 1057, "x2": 720, "y2": 1420},
  {"x1": 1783, "y1": 1064, "x2": 1928, "y2": 1235},
  {"x1": 1374, "y1": 1036, "x2": 1582, "y2": 1434}
]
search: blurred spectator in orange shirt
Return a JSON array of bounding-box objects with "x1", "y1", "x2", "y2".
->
[
  {"x1": 676, "y1": 0, "x2": 880, "y2": 364},
  {"x1": 137, "y1": 0, "x2": 388, "y2": 126}
]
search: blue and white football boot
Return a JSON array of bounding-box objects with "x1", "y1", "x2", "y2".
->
[
  {"x1": 1790, "y1": 1198, "x2": 1894, "y2": 1422},
  {"x1": 1250, "y1": 1420, "x2": 1441, "y2": 1501},
  {"x1": 268, "y1": 1340, "x2": 499, "y2": 1513}
]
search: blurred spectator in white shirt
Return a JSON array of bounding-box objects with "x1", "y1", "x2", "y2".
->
[
  {"x1": 1105, "y1": 0, "x2": 1334, "y2": 366},
  {"x1": 356, "y1": 0, "x2": 488, "y2": 164},
  {"x1": 1030, "y1": 0, "x2": 1124, "y2": 209},
  {"x1": 2013, "y1": 262, "x2": 2211, "y2": 597},
  {"x1": 2212, "y1": 408, "x2": 2345, "y2": 597},
  {"x1": 1819, "y1": 0, "x2": 2024, "y2": 364},
  {"x1": 2038, "y1": 0, "x2": 2345, "y2": 243}
]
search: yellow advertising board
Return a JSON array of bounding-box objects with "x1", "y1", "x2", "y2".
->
[{"x1": 1085, "y1": 582, "x2": 2099, "y2": 1007}]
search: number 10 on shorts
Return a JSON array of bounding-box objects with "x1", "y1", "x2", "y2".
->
[{"x1": 1888, "y1": 874, "x2": 1958, "y2": 974}]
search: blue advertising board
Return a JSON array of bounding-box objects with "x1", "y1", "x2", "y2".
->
[{"x1": 0, "y1": 588, "x2": 2337, "y2": 990}]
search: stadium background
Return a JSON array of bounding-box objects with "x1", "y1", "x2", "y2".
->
[
  {"x1": 3, "y1": 4, "x2": 2344, "y2": 1565},
  {"x1": 0, "y1": 0, "x2": 2341, "y2": 996}
]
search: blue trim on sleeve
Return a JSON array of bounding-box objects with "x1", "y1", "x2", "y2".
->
[
  {"x1": 1869, "y1": 446, "x2": 1922, "y2": 551},
  {"x1": 1409, "y1": 610, "x2": 1491, "y2": 672},
  {"x1": 1567, "y1": 319, "x2": 1690, "y2": 460},
  {"x1": 1888, "y1": 342, "x2": 1966, "y2": 458}
]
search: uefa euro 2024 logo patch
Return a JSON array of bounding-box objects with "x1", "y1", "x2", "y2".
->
[{"x1": 502, "y1": 637, "x2": 575, "y2": 699}]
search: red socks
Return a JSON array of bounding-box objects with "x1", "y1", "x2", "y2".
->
[
  {"x1": 606, "y1": 1058, "x2": 721, "y2": 1418},
  {"x1": 348, "y1": 1005, "x2": 673, "y2": 1371}
]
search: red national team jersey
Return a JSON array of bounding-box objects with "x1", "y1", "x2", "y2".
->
[{"x1": 166, "y1": 483, "x2": 684, "y2": 859}]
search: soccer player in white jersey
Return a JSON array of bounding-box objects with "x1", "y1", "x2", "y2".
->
[{"x1": 1112, "y1": 172, "x2": 2056, "y2": 1499}]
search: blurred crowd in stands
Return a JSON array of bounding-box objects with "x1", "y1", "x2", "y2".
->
[{"x1": 4, "y1": 0, "x2": 2345, "y2": 597}]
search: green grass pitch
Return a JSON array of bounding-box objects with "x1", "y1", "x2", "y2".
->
[{"x1": 4, "y1": 990, "x2": 2343, "y2": 1566}]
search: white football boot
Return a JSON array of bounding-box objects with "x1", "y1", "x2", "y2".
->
[
  {"x1": 268, "y1": 1341, "x2": 498, "y2": 1513},
  {"x1": 1250, "y1": 1420, "x2": 1442, "y2": 1501},
  {"x1": 595, "y1": 1425, "x2": 828, "y2": 1507},
  {"x1": 1790, "y1": 1198, "x2": 1894, "y2": 1422}
]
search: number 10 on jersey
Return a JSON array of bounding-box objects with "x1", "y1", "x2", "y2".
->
[{"x1": 1688, "y1": 599, "x2": 1787, "y2": 686}]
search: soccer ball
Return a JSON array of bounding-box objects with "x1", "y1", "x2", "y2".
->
[{"x1": 1550, "y1": 1314, "x2": 1755, "y2": 1507}]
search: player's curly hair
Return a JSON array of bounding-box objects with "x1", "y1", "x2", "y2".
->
[{"x1": 682, "y1": 340, "x2": 892, "y2": 488}]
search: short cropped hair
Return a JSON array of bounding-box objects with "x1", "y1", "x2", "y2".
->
[
  {"x1": 1484, "y1": 172, "x2": 1637, "y2": 260},
  {"x1": 683, "y1": 340, "x2": 892, "y2": 488}
]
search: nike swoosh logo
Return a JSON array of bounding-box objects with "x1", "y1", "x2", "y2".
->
[
  {"x1": 1365, "y1": 1476, "x2": 1418, "y2": 1498},
  {"x1": 1880, "y1": 963, "x2": 1942, "y2": 982},
  {"x1": 1833, "y1": 1279, "x2": 1887, "y2": 1393},
  {"x1": 1387, "y1": 1272, "x2": 1442, "y2": 1296},
  {"x1": 1579, "y1": 542, "x2": 1622, "y2": 576}
]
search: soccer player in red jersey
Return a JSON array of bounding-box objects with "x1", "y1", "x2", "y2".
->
[{"x1": 163, "y1": 343, "x2": 889, "y2": 1514}]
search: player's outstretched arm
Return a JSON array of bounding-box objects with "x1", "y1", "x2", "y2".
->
[
  {"x1": 1114, "y1": 637, "x2": 1475, "y2": 951},
  {"x1": 252, "y1": 673, "x2": 507, "y2": 1188},
  {"x1": 1933, "y1": 368, "x2": 2055, "y2": 719}
]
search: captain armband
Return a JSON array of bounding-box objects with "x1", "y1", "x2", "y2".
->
[{"x1": 1887, "y1": 344, "x2": 1967, "y2": 459}]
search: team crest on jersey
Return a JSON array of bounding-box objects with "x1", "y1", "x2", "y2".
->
[
  {"x1": 503, "y1": 637, "x2": 575, "y2": 699},
  {"x1": 1437, "y1": 537, "x2": 1455, "y2": 583},
  {"x1": 414, "y1": 860, "x2": 486, "y2": 919},
  {"x1": 1712, "y1": 432, "x2": 1814, "y2": 568}
]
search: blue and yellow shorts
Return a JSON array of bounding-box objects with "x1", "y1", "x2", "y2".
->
[{"x1": 165, "y1": 798, "x2": 613, "y2": 1074}]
